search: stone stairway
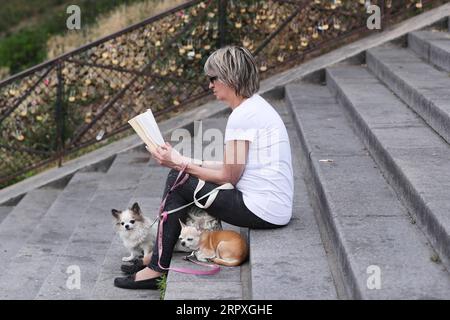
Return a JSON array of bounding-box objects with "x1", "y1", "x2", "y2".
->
[
  {"x1": 90, "y1": 160, "x2": 169, "y2": 300},
  {"x1": 283, "y1": 21, "x2": 450, "y2": 299},
  {"x1": 0, "y1": 170, "x2": 105, "y2": 299},
  {"x1": 0, "y1": 14, "x2": 449, "y2": 300},
  {"x1": 286, "y1": 82, "x2": 449, "y2": 299},
  {"x1": 35, "y1": 148, "x2": 152, "y2": 299},
  {"x1": 408, "y1": 30, "x2": 450, "y2": 72}
]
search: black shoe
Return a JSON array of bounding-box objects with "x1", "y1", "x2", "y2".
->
[
  {"x1": 121, "y1": 259, "x2": 145, "y2": 274},
  {"x1": 114, "y1": 274, "x2": 163, "y2": 290}
]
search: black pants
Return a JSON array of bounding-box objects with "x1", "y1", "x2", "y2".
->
[{"x1": 148, "y1": 168, "x2": 282, "y2": 272}]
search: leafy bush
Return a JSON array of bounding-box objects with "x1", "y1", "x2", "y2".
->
[
  {"x1": 0, "y1": 28, "x2": 48, "y2": 74},
  {"x1": 0, "y1": 0, "x2": 149, "y2": 76}
]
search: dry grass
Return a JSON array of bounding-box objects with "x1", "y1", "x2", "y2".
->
[
  {"x1": 47, "y1": 0, "x2": 187, "y2": 59},
  {"x1": 0, "y1": 67, "x2": 9, "y2": 80}
]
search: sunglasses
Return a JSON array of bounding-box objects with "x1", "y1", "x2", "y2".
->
[{"x1": 208, "y1": 76, "x2": 218, "y2": 84}]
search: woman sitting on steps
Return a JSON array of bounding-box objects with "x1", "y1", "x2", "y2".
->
[{"x1": 114, "y1": 45, "x2": 294, "y2": 290}]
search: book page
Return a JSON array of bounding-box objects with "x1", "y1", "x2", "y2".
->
[
  {"x1": 139, "y1": 109, "x2": 165, "y2": 146},
  {"x1": 128, "y1": 118, "x2": 158, "y2": 153},
  {"x1": 128, "y1": 109, "x2": 165, "y2": 153}
]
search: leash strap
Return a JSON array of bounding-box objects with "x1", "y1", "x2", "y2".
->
[{"x1": 156, "y1": 164, "x2": 233, "y2": 275}]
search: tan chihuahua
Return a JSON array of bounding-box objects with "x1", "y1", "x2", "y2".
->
[{"x1": 179, "y1": 220, "x2": 248, "y2": 267}]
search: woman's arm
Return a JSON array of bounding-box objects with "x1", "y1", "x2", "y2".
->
[
  {"x1": 183, "y1": 140, "x2": 248, "y2": 185},
  {"x1": 182, "y1": 163, "x2": 230, "y2": 185},
  {"x1": 150, "y1": 140, "x2": 249, "y2": 186},
  {"x1": 200, "y1": 160, "x2": 224, "y2": 170},
  {"x1": 179, "y1": 155, "x2": 223, "y2": 170}
]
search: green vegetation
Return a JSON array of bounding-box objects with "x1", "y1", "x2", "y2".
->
[
  {"x1": 0, "y1": 28, "x2": 48, "y2": 73},
  {"x1": 157, "y1": 274, "x2": 167, "y2": 300},
  {"x1": 430, "y1": 253, "x2": 442, "y2": 264},
  {"x1": 0, "y1": 0, "x2": 63, "y2": 35},
  {"x1": 0, "y1": 0, "x2": 149, "y2": 75}
]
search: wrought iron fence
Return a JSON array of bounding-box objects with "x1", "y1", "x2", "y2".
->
[{"x1": 0, "y1": 0, "x2": 444, "y2": 188}]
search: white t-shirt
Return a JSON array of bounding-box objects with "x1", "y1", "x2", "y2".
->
[{"x1": 224, "y1": 94, "x2": 294, "y2": 225}]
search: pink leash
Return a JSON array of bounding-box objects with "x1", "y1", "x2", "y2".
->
[{"x1": 156, "y1": 165, "x2": 220, "y2": 275}]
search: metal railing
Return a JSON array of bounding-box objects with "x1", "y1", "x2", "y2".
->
[{"x1": 0, "y1": 0, "x2": 444, "y2": 187}]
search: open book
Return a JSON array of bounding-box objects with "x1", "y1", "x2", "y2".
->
[{"x1": 128, "y1": 109, "x2": 165, "y2": 153}]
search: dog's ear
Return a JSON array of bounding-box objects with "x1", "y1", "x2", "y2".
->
[
  {"x1": 179, "y1": 219, "x2": 187, "y2": 229},
  {"x1": 111, "y1": 209, "x2": 120, "y2": 219},
  {"x1": 131, "y1": 202, "x2": 141, "y2": 215}
]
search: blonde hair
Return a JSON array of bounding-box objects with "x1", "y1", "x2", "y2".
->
[{"x1": 204, "y1": 46, "x2": 260, "y2": 98}]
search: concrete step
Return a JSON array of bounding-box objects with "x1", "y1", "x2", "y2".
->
[
  {"x1": 0, "y1": 188, "x2": 62, "y2": 274},
  {"x1": 285, "y1": 83, "x2": 450, "y2": 299},
  {"x1": 92, "y1": 236, "x2": 160, "y2": 300},
  {"x1": 249, "y1": 99, "x2": 338, "y2": 300},
  {"x1": 90, "y1": 161, "x2": 168, "y2": 300},
  {"x1": 91, "y1": 196, "x2": 161, "y2": 300},
  {"x1": 35, "y1": 147, "x2": 149, "y2": 299},
  {"x1": 0, "y1": 206, "x2": 15, "y2": 225},
  {"x1": 196, "y1": 117, "x2": 228, "y2": 135},
  {"x1": 164, "y1": 223, "x2": 248, "y2": 300},
  {"x1": 326, "y1": 65, "x2": 450, "y2": 272},
  {"x1": 0, "y1": 170, "x2": 105, "y2": 299},
  {"x1": 133, "y1": 161, "x2": 170, "y2": 198},
  {"x1": 366, "y1": 44, "x2": 450, "y2": 144},
  {"x1": 408, "y1": 30, "x2": 450, "y2": 72}
]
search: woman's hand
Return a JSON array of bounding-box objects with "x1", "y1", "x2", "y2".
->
[{"x1": 146, "y1": 142, "x2": 187, "y2": 171}]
